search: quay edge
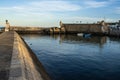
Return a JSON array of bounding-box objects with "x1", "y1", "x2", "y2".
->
[{"x1": 0, "y1": 31, "x2": 51, "y2": 80}]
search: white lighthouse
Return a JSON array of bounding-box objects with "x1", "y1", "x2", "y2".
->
[{"x1": 5, "y1": 20, "x2": 10, "y2": 32}]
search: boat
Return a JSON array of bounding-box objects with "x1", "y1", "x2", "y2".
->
[
  {"x1": 77, "y1": 33, "x2": 83, "y2": 36},
  {"x1": 83, "y1": 33, "x2": 91, "y2": 38}
]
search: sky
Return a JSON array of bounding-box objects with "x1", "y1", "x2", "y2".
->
[{"x1": 0, "y1": 0, "x2": 120, "y2": 27}]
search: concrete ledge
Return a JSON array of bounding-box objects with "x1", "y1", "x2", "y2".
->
[{"x1": 8, "y1": 31, "x2": 51, "y2": 80}]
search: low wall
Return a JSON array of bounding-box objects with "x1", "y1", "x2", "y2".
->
[
  {"x1": 61, "y1": 24, "x2": 103, "y2": 33},
  {"x1": 9, "y1": 31, "x2": 51, "y2": 80}
]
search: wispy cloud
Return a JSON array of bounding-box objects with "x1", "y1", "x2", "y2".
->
[
  {"x1": 84, "y1": 0, "x2": 114, "y2": 8},
  {"x1": 29, "y1": 1, "x2": 81, "y2": 11},
  {"x1": 0, "y1": 1, "x2": 81, "y2": 13},
  {"x1": 84, "y1": 0, "x2": 107, "y2": 8}
]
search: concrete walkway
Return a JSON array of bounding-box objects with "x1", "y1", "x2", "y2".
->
[{"x1": 0, "y1": 32, "x2": 14, "y2": 80}]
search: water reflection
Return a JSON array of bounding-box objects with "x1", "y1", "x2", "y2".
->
[
  {"x1": 49, "y1": 34, "x2": 107, "y2": 47},
  {"x1": 109, "y1": 37, "x2": 120, "y2": 43},
  {"x1": 21, "y1": 34, "x2": 107, "y2": 46}
]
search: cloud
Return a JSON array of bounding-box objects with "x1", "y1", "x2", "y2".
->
[
  {"x1": 0, "y1": 0, "x2": 81, "y2": 27},
  {"x1": 84, "y1": 0, "x2": 108, "y2": 8},
  {"x1": 0, "y1": 0, "x2": 118, "y2": 27},
  {"x1": 83, "y1": 0, "x2": 115, "y2": 8},
  {"x1": 0, "y1": 1, "x2": 81, "y2": 13},
  {"x1": 29, "y1": 1, "x2": 81, "y2": 11}
]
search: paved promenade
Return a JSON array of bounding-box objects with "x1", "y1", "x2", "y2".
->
[{"x1": 0, "y1": 32, "x2": 14, "y2": 80}]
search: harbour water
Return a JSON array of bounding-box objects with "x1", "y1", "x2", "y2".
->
[{"x1": 21, "y1": 34, "x2": 120, "y2": 80}]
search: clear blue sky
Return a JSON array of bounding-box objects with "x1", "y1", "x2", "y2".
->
[{"x1": 0, "y1": 0, "x2": 120, "y2": 27}]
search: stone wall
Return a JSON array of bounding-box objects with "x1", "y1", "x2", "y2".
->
[
  {"x1": 60, "y1": 21, "x2": 109, "y2": 34},
  {"x1": 61, "y1": 24, "x2": 102, "y2": 33},
  {"x1": 9, "y1": 32, "x2": 51, "y2": 80}
]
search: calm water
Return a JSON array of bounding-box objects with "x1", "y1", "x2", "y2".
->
[{"x1": 21, "y1": 34, "x2": 120, "y2": 80}]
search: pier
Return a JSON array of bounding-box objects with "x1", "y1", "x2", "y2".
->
[
  {"x1": 10, "y1": 26, "x2": 47, "y2": 34},
  {"x1": 0, "y1": 31, "x2": 51, "y2": 80}
]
